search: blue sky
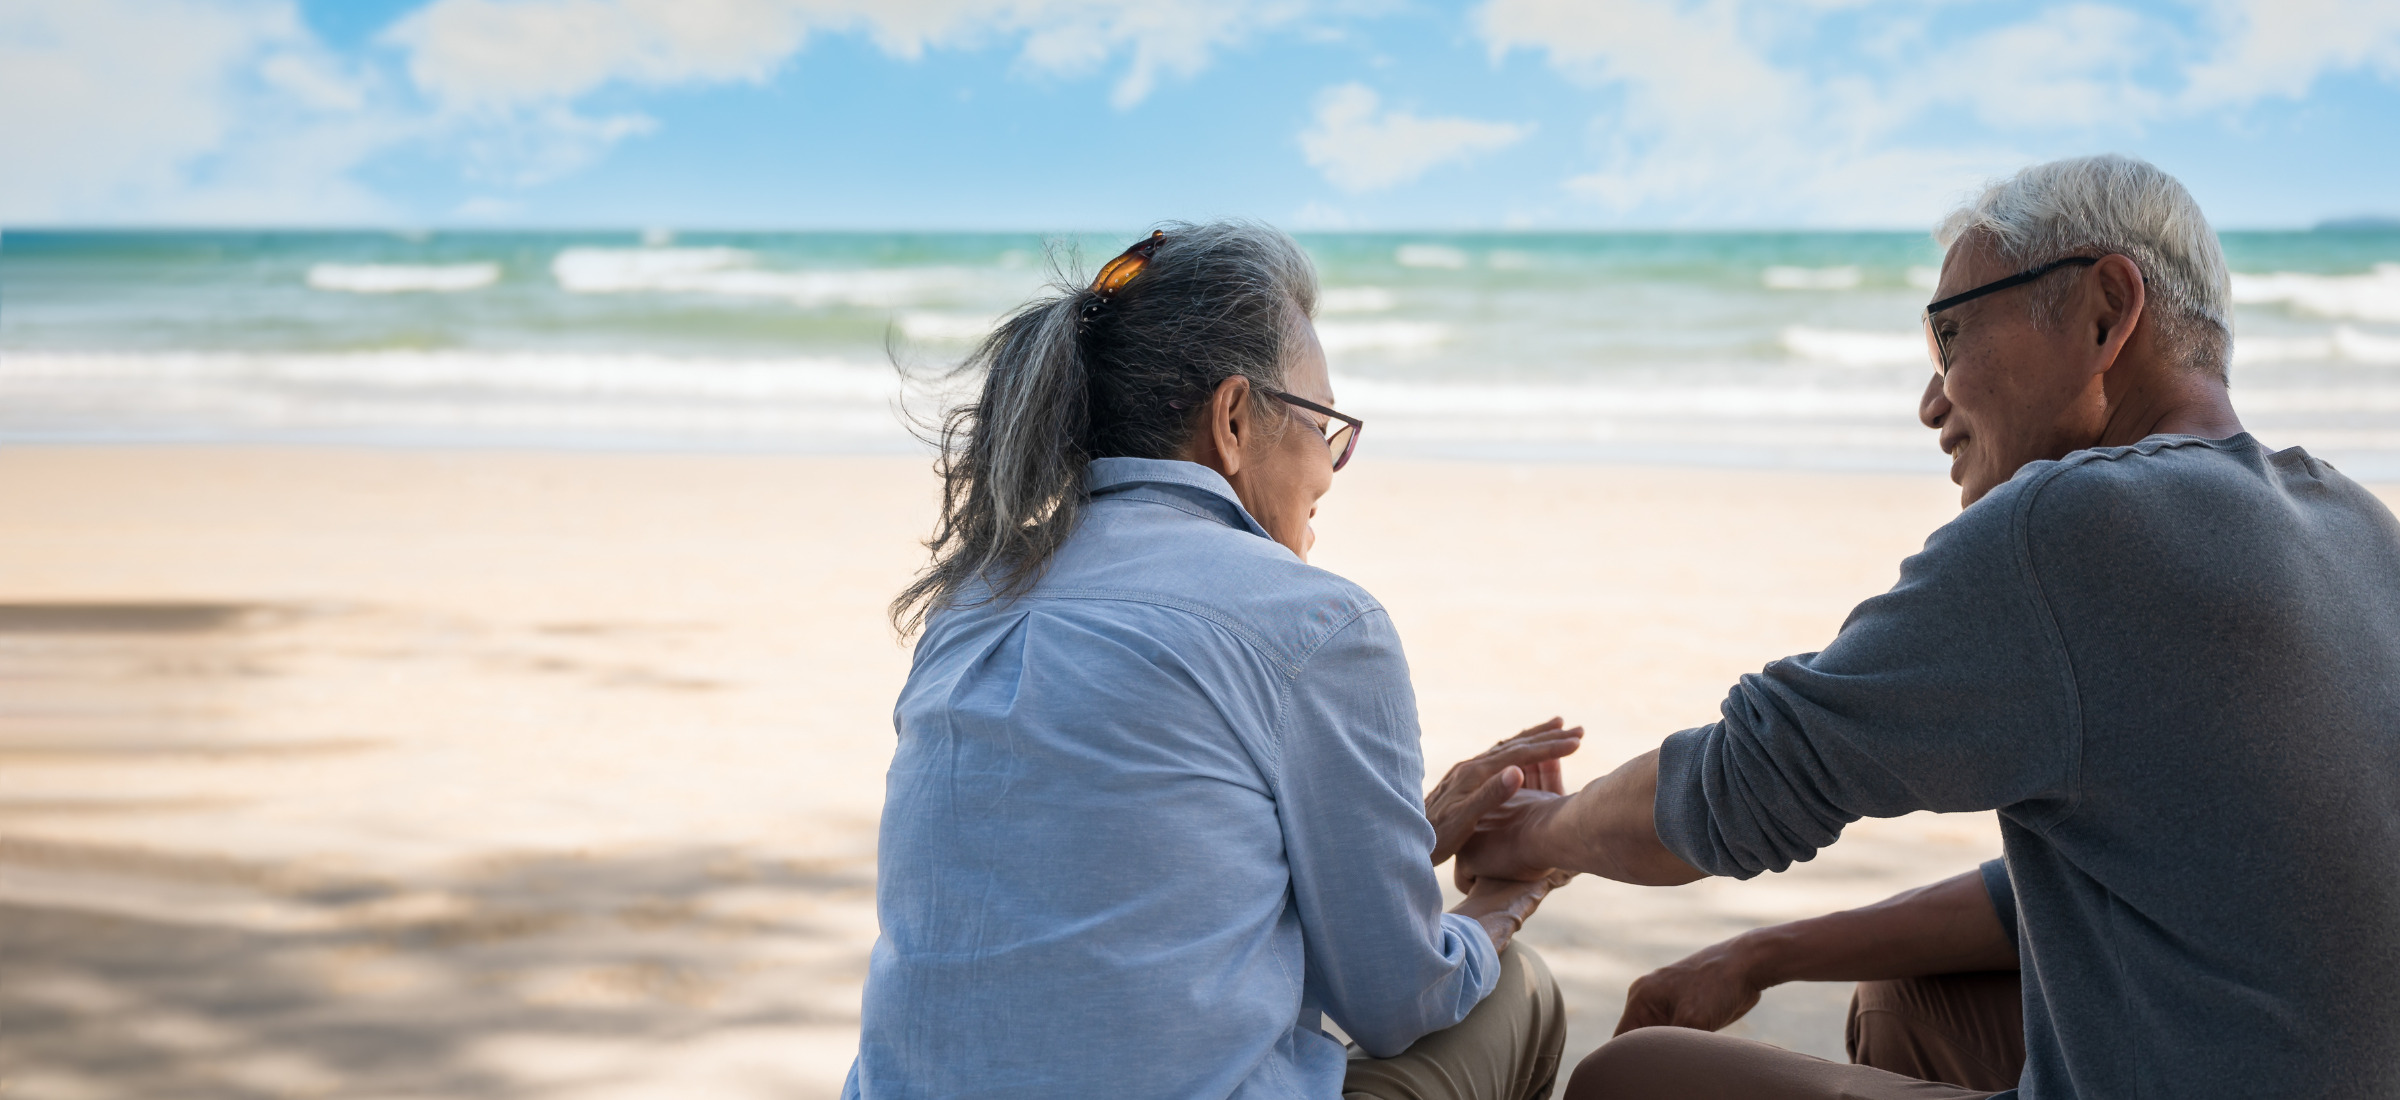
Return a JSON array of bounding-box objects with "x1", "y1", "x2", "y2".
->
[{"x1": 4, "y1": 0, "x2": 2397, "y2": 229}]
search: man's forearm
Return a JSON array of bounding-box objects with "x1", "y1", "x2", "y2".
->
[
  {"x1": 1734, "y1": 869, "x2": 2018, "y2": 986},
  {"x1": 1531, "y1": 749, "x2": 1705, "y2": 886}
]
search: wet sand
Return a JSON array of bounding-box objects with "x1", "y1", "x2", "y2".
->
[{"x1": 5, "y1": 448, "x2": 2376, "y2": 1098}]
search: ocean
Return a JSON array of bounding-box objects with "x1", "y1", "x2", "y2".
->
[{"x1": 4, "y1": 228, "x2": 2398, "y2": 475}]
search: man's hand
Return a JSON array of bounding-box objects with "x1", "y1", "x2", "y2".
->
[
  {"x1": 1614, "y1": 937, "x2": 1767, "y2": 1034},
  {"x1": 1448, "y1": 870, "x2": 1577, "y2": 954},
  {"x1": 1453, "y1": 788, "x2": 1569, "y2": 891},
  {"x1": 1458, "y1": 748, "x2": 1706, "y2": 889},
  {"x1": 1610, "y1": 868, "x2": 2018, "y2": 1036},
  {"x1": 1426, "y1": 718, "x2": 1583, "y2": 867}
]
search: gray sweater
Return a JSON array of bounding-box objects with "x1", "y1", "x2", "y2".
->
[{"x1": 1656, "y1": 434, "x2": 2400, "y2": 1100}]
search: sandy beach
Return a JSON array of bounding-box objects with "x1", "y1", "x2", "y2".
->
[{"x1": 5, "y1": 446, "x2": 2382, "y2": 1098}]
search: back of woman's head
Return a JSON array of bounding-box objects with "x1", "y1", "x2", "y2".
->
[{"x1": 891, "y1": 220, "x2": 1319, "y2": 635}]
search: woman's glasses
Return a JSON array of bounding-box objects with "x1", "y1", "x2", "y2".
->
[{"x1": 1267, "y1": 390, "x2": 1363, "y2": 472}]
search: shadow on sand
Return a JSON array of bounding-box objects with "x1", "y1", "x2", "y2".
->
[{"x1": 1, "y1": 838, "x2": 873, "y2": 1099}]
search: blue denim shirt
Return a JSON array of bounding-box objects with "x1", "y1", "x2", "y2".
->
[{"x1": 845, "y1": 457, "x2": 1498, "y2": 1100}]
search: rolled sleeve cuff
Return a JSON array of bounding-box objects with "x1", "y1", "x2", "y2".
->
[
  {"x1": 1442, "y1": 910, "x2": 1503, "y2": 1007},
  {"x1": 1653, "y1": 725, "x2": 1748, "y2": 879},
  {"x1": 1979, "y1": 857, "x2": 2019, "y2": 949}
]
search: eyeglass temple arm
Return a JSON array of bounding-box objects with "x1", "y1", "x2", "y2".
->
[{"x1": 1924, "y1": 255, "x2": 2100, "y2": 315}]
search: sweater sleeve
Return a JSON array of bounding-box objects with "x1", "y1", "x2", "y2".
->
[{"x1": 1654, "y1": 476, "x2": 2083, "y2": 879}]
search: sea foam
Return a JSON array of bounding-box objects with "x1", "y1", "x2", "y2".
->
[
  {"x1": 550, "y1": 248, "x2": 982, "y2": 307},
  {"x1": 1782, "y1": 327, "x2": 1926, "y2": 367},
  {"x1": 1316, "y1": 321, "x2": 1449, "y2": 355},
  {"x1": 897, "y1": 312, "x2": 1001, "y2": 343},
  {"x1": 1320, "y1": 287, "x2": 1398, "y2": 314},
  {"x1": 307, "y1": 263, "x2": 500, "y2": 293},
  {"x1": 1763, "y1": 266, "x2": 1862, "y2": 291},
  {"x1": 1395, "y1": 245, "x2": 1470, "y2": 270},
  {"x1": 2230, "y1": 265, "x2": 2400, "y2": 323},
  {"x1": 0, "y1": 350, "x2": 932, "y2": 448}
]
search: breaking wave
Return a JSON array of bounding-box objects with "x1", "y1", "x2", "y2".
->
[
  {"x1": 1781, "y1": 327, "x2": 1925, "y2": 367},
  {"x1": 1763, "y1": 265, "x2": 1862, "y2": 291},
  {"x1": 307, "y1": 263, "x2": 501, "y2": 293},
  {"x1": 2230, "y1": 265, "x2": 2400, "y2": 323},
  {"x1": 549, "y1": 248, "x2": 985, "y2": 307}
]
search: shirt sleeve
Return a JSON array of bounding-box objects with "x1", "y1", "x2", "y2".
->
[
  {"x1": 1980, "y1": 857, "x2": 2020, "y2": 949},
  {"x1": 1654, "y1": 477, "x2": 2084, "y2": 879},
  {"x1": 1274, "y1": 607, "x2": 1499, "y2": 1058}
]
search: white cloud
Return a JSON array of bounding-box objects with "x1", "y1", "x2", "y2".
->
[
  {"x1": 376, "y1": 0, "x2": 1325, "y2": 187},
  {"x1": 1924, "y1": 4, "x2": 2168, "y2": 129},
  {"x1": 1473, "y1": 0, "x2": 2400, "y2": 225},
  {"x1": 1477, "y1": 0, "x2": 2400, "y2": 224},
  {"x1": 387, "y1": 0, "x2": 815, "y2": 110},
  {"x1": 0, "y1": 0, "x2": 1324, "y2": 223},
  {"x1": 1299, "y1": 83, "x2": 1531, "y2": 192},
  {"x1": 388, "y1": 0, "x2": 1317, "y2": 113},
  {"x1": 1479, "y1": 0, "x2": 2015, "y2": 224},
  {"x1": 0, "y1": 0, "x2": 397, "y2": 223},
  {"x1": 2182, "y1": 0, "x2": 2400, "y2": 105}
]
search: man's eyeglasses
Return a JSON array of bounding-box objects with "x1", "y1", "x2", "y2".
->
[
  {"x1": 1266, "y1": 390, "x2": 1363, "y2": 472},
  {"x1": 1921, "y1": 255, "x2": 2100, "y2": 376}
]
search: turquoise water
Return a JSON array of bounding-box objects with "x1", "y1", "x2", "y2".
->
[{"x1": 5, "y1": 229, "x2": 2398, "y2": 472}]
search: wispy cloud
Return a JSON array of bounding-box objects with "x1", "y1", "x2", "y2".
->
[
  {"x1": 388, "y1": 0, "x2": 1320, "y2": 113},
  {"x1": 1477, "y1": 0, "x2": 2400, "y2": 225},
  {"x1": 376, "y1": 0, "x2": 1330, "y2": 185},
  {"x1": 1299, "y1": 83, "x2": 1531, "y2": 192},
  {"x1": 0, "y1": 0, "x2": 399, "y2": 223},
  {"x1": 5, "y1": 0, "x2": 2397, "y2": 226},
  {"x1": 2181, "y1": 0, "x2": 2400, "y2": 104}
]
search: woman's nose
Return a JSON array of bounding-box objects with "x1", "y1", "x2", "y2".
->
[{"x1": 1918, "y1": 372, "x2": 1951, "y2": 430}]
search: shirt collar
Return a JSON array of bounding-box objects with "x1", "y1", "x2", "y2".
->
[{"x1": 1087, "y1": 457, "x2": 1273, "y2": 540}]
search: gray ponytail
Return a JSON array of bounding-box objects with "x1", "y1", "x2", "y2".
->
[{"x1": 891, "y1": 220, "x2": 1318, "y2": 635}]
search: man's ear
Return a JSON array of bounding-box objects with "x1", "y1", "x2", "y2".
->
[
  {"x1": 1206, "y1": 375, "x2": 1252, "y2": 479},
  {"x1": 2087, "y1": 253, "x2": 2147, "y2": 371}
]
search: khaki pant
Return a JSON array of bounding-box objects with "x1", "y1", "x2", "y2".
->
[
  {"x1": 1345, "y1": 944, "x2": 1570, "y2": 1100},
  {"x1": 1564, "y1": 971, "x2": 2026, "y2": 1100}
]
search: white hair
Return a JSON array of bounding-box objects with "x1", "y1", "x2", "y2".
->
[{"x1": 1936, "y1": 154, "x2": 2232, "y2": 378}]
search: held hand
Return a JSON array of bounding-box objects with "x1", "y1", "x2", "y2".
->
[
  {"x1": 1426, "y1": 718, "x2": 1583, "y2": 867},
  {"x1": 1453, "y1": 788, "x2": 1567, "y2": 892},
  {"x1": 1613, "y1": 936, "x2": 1769, "y2": 1035},
  {"x1": 1448, "y1": 870, "x2": 1576, "y2": 954}
]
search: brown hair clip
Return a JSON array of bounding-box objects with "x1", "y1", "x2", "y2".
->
[{"x1": 1081, "y1": 231, "x2": 1166, "y2": 321}]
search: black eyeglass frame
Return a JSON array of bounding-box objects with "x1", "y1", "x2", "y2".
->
[
  {"x1": 1265, "y1": 389, "x2": 1363, "y2": 472},
  {"x1": 1921, "y1": 255, "x2": 2101, "y2": 376}
]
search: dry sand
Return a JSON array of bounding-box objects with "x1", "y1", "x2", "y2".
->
[{"x1": 5, "y1": 447, "x2": 2379, "y2": 1098}]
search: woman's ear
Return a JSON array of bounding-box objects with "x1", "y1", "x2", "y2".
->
[{"x1": 1205, "y1": 375, "x2": 1252, "y2": 479}]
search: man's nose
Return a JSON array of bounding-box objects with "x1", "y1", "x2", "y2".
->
[{"x1": 1918, "y1": 372, "x2": 1951, "y2": 430}]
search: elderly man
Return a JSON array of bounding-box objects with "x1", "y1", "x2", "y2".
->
[{"x1": 1463, "y1": 154, "x2": 2400, "y2": 1099}]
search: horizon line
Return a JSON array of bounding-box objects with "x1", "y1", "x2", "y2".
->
[{"x1": 5, "y1": 221, "x2": 2389, "y2": 237}]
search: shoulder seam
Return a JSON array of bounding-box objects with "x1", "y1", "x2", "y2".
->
[
  {"x1": 1266, "y1": 605, "x2": 1390, "y2": 791},
  {"x1": 2006, "y1": 464, "x2": 2090, "y2": 828},
  {"x1": 1020, "y1": 587, "x2": 1381, "y2": 678}
]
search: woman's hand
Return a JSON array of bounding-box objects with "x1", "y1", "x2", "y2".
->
[
  {"x1": 1448, "y1": 870, "x2": 1577, "y2": 954},
  {"x1": 1613, "y1": 935, "x2": 1770, "y2": 1035},
  {"x1": 1426, "y1": 718, "x2": 1582, "y2": 867}
]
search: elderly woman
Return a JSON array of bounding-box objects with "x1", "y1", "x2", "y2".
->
[{"x1": 844, "y1": 222, "x2": 1577, "y2": 1100}]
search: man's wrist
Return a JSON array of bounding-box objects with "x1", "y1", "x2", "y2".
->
[
  {"x1": 1729, "y1": 924, "x2": 1802, "y2": 989},
  {"x1": 1518, "y1": 788, "x2": 1581, "y2": 874}
]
